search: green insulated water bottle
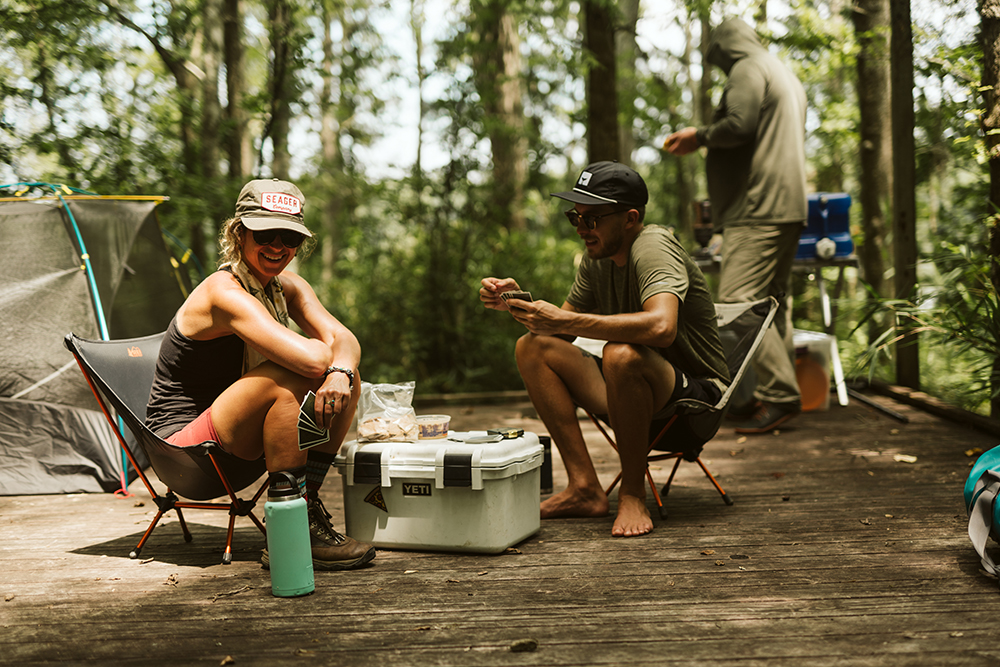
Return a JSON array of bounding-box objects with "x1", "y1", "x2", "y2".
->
[{"x1": 265, "y1": 471, "x2": 315, "y2": 597}]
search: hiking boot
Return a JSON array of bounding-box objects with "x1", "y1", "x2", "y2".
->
[
  {"x1": 725, "y1": 399, "x2": 761, "y2": 421},
  {"x1": 306, "y1": 495, "x2": 376, "y2": 570},
  {"x1": 262, "y1": 495, "x2": 375, "y2": 571},
  {"x1": 733, "y1": 401, "x2": 801, "y2": 434}
]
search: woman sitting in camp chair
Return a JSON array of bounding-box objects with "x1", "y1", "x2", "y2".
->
[{"x1": 145, "y1": 178, "x2": 375, "y2": 571}]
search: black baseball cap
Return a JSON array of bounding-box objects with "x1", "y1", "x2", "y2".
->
[{"x1": 551, "y1": 161, "x2": 649, "y2": 208}]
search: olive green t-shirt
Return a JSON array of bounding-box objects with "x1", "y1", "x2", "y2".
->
[{"x1": 566, "y1": 225, "x2": 729, "y2": 385}]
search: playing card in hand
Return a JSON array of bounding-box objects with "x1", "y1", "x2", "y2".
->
[
  {"x1": 298, "y1": 391, "x2": 329, "y2": 450},
  {"x1": 500, "y1": 290, "x2": 532, "y2": 309}
]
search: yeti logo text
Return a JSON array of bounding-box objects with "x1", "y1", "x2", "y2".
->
[
  {"x1": 260, "y1": 192, "x2": 302, "y2": 215},
  {"x1": 402, "y1": 483, "x2": 432, "y2": 497},
  {"x1": 578, "y1": 171, "x2": 593, "y2": 186}
]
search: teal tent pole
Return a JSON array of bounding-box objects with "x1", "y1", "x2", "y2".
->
[
  {"x1": 56, "y1": 189, "x2": 110, "y2": 340},
  {"x1": 4, "y1": 182, "x2": 138, "y2": 494},
  {"x1": 55, "y1": 187, "x2": 131, "y2": 493}
]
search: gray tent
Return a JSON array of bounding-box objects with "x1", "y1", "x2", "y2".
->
[{"x1": 0, "y1": 191, "x2": 189, "y2": 495}]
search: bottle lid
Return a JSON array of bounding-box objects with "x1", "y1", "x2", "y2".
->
[{"x1": 268, "y1": 471, "x2": 302, "y2": 499}]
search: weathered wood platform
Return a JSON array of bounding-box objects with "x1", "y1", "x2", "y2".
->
[{"x1": 3, "y1": 392, "x2": 1000, "y2": 666}]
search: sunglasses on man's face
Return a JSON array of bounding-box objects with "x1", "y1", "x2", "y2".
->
[
  {"x1": 564, "y1": 207, "x2": 627, "y2": 231},
  {"x1": 251, "y1": 229, "x2": 305, "y2": 248}
]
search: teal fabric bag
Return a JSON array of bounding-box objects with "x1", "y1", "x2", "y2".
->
[{"x1": 965, "y1": 445, "x2": 1000, "y2": 576}]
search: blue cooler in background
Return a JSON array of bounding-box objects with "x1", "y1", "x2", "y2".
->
[{"x1": 797, "y1": 193, "x2": 853, "y2": 260}]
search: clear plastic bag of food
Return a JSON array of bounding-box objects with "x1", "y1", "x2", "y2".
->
[{"x1": 357, "y1": 380, "x2": 419, "y2": 442}]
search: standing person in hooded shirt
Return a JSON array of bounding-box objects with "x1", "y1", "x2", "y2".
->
[{"x1": 665, "y1": 16, "x2": 808, "y2": 434}]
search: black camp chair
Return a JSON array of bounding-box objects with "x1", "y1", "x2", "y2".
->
[
  {"x1": 64, "y1": 332, "x2": 268, "y2": 564},
  {"x1": 584, "y1": 297, "x2": 779, "y2": 519}
]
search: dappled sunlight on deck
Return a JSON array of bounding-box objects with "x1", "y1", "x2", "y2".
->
[{"x1": 2, "y1": 390, "x2": 996, "y2": 666}]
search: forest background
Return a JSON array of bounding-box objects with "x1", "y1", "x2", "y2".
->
[{"x1": 2, "y1": 0, "x2": 996, "y2": 416}]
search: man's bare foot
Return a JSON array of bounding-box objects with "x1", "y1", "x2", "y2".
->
[
  {"x1": 540, "y1": 487, "x2": 609, "y2": 519},
  {"x1": 611, "y1": 493, "x2": 653, "y2": 537}
]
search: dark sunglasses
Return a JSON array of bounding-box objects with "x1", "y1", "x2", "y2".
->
[
  {"x1": 564, "y1": 207, "x2": 627, "y2": 231},
  {"x1": 251, "y1": 229, "x2": 305, "y2": 248}
]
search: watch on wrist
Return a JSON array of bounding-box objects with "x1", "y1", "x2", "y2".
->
[{"x1": 323, "y1": 365, "x2": 354, "y2": 390}]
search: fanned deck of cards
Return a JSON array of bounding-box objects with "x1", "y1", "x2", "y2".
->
[
  {"x1": 298, "y1": 391, "x2": 329, "y2": 450},
  {"x1": 500, "y1": 290, "x2": 532, "y2": 308}
]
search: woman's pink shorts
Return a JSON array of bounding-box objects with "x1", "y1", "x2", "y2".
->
[{"x1": 165, "y1": 408, "x2": 221, "y2": 448}]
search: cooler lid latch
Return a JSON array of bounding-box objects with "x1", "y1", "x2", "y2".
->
[
  {"x1": 353, "y1": 450, "x2": 382, "y2": 485},
  {"x1": 442, "y1": 453, "x2": 473, "y2": 488}
]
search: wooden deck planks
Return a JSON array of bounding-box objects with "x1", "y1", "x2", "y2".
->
[{"x1": 2, "y1": 392, "x2": 1000, "y2": 666}]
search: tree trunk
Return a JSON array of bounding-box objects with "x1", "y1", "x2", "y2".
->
[
  {"x1": 494, "y1": 9, "x2": 527, "y2": 229},
  {"x1": 616, "y1": 0, "x2": 640, "y2": 164},
  {"x1": 820, "y1": 0, "x2": 848, "y2": 193},
  {"x1": 699, "y1": 11, "x2": 713, "y2": 130},
  {"x1": 584, "y1": 0, "x2": 620, "y2": 162},
  {"x1": 890, "y1": 0, "x2": 919, "y2": 389},
  {"x1": 107, "y1": 4, "x2": 205, "y2": 263},
  {"x1": 754, "y1": 0, "x2": 768, "y2": 30},
  {"x1": 852, "y1": 0, "x2": 893, "y2": 339},
  {"x1": 674, "y1": 16, "x2": 698, "y2": 246},
  {"x1": 224, "y1": 0, "x2": 252, "y2": 180},
  {"x1": 979, "y1": 0, "x2": 1000, "y2": 417},
  {"x1": 318, "y1": 0, "x2": 345, "y2": 291},
  {"x1": 411, "y1": 0, "x2": 426, "y2": 182},
  {"x1": 268, "y1": 0, "x2": 295, "y2": 179},
  {"x1": 33, "y1": 44, "x2": 79, "y2": 182},
  {"x1": 201, "y1": 0, "x2": 225, "y2": 223},
  {"x1": 471, "y1": 0, "x2": 528, "y2": 229}
]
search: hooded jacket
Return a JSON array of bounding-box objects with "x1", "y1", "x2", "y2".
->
[{"x1": 695, "y1": 18, "x2": 808, "y2": 228}]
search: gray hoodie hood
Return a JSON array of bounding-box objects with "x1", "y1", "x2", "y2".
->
[{"x1": 707, "y1": 18, "x2": 766, "y2": 75}]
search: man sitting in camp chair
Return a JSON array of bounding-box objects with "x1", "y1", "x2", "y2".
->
[{"x1": 480, "y1": 162, "x2": 729, "y2": 537}]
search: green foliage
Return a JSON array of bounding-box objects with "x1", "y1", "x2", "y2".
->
[
  {"x1": 1, "y1": 1, "x2": 147, "y2": 187},
  {"x1": 778, "y1": 0, "x2": 858, "y2": 193},
  {"x1": 2, "y1": 0, "x2": 996, "y2": 408},
  {"x1": 299, "y1": 166, "x2": 578, "y2": 394},
  {"x1": 851, "y1": 247, "x2": 1000, "y2": 415}
]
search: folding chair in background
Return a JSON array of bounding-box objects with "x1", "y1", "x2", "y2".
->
[
  {"x1": 64, "y1": 332, "x2": 268, "y2": 564},
  {"x1": 580, "y1": 297, "x2": 779, "y2": 519}
]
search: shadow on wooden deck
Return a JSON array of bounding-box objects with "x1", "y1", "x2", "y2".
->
[{"x1": 2, "y1": 390, "x2": 999, "y2": 666}]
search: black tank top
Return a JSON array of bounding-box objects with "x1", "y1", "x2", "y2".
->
[{"x1": 145, "y1": 316, "x2": 245, "y2": 439}]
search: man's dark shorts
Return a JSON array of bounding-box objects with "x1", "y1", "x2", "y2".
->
[{"x1": 587, "y1": 351, "x2": 723, "y2": 455}]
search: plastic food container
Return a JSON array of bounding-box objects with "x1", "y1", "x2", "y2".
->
[{"x1": 417, "y1": 414, "x2": 450, "y2": 439}]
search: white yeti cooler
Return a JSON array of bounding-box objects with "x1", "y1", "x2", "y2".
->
[{"x1": 334, "y1": 431, "x2": 543, "y2": 553}]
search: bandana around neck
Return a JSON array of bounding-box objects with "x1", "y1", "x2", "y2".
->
[{"x1": 222, "y1": 260, "x2": 291, "y2": 373}]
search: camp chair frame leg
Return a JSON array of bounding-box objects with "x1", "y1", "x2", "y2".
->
[
  {"x1": 662, "y1": 455, "x2": 684, "y2": 498},
  {"x1": 645, "y1": 467, "x2": 666, "y2": 519},
  {"x1": 695, "y1": 458, "x2": 734, "y2": 506},
  {"x1": 71, "y1": 356, "x2": 161, "y2": 500},
  {"x1": 173, "y1": 506, "x2": 192, "y2": 542},
  {"x1": 223, "y1": 515, "x2": 237, "y2": 565},
  {"x1": 131, "y1": 508, "x2": 166, "y2": 560},
  {"x1": 217, "y1": 479, "x2": 269, "y2": 566},
  {"x1": 158, "y1": 481, "x2": 268, "y2": 564},
  {"x1": 589, "y1": 411, "x2": 732, "y2": 519},
  {"x1": 653, "y1": 453, "x2": 733, "y2": 506},
  {"x1": 590, "y1": 413, "x2": 674, "y2": 519},
  {"x1": 126, "y1": 484, "x2": 268, "y2": 564}
]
